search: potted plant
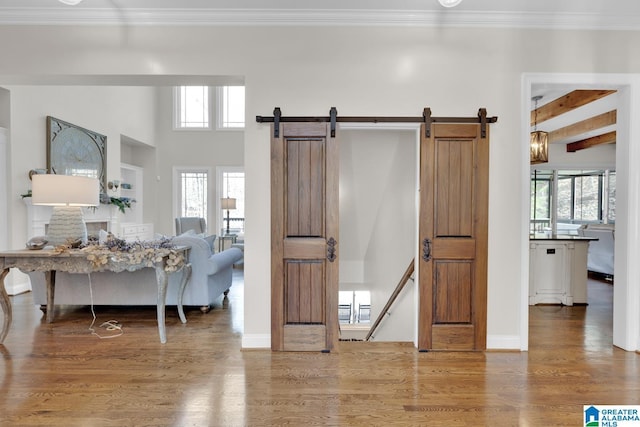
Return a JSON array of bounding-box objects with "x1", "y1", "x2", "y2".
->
[{"x1": 108, "y1": 196, "x2": 135, "y2": 213}]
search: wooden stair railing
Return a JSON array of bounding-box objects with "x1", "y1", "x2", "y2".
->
[{"x1": 365, "y1": 259, "x2": 415, "y2": 341}]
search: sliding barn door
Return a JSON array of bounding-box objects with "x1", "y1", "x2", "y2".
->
[
  {"x1": 418, "y1": 123, "x2": 489, "y2": 351},
  {"x1": 271, "y1": 122, "x2": 339, "y2": 352}
]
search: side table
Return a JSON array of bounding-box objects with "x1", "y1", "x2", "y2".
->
[{"x1": 218, "y1": 234, "x2": 237, "y2": 252}]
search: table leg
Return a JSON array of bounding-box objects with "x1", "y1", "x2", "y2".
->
[
  {"x1": 0, "y1": 268, "x2": 12, "y2": 344},
  {"x1": 44, "y1": 270, "x2": 56, "y2": 323},
  {"x1": 154, "y1": 262, "x2": 168, "y2": 344},
  {"x1": 177, "y1": 263, "x2": 192, "y2": 324}
]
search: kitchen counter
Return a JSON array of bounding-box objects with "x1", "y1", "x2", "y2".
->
[
  {"x1": 530, "y1": 233, "x2": 598, "y2": 242},
  {"x1": 529, "y1": 235, "x2": 597, "y2": 306}
]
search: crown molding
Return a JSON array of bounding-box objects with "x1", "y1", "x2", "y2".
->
[{"x1": 0, "y1": 8, "x2": 638, "y2": 30}]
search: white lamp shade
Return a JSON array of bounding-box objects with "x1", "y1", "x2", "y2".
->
[
  {"x1": 221, "y1": 197, "x2": 237, "y2": 210},
  {"x1": 32, "y1": 174, "x2": 99, "y2": 207}
]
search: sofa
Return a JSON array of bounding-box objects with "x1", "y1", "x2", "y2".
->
[
  {"x1": 578, "y1": 223, "x2": 615, "y2": 277},
  {"x1": 28, "y1": 233, "x2": 244, "y2": 313}
]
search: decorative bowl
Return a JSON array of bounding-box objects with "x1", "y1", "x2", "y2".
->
[{"x1": 26, "y1": 238, "x2": 48, "y2": 250}]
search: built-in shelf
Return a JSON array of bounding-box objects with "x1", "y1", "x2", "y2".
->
[
  {"x1": 119, "y1": 163, "x2": 143, "y2": 225},
  {"x1": 118, "y1": 163, "x2": 152, "y2": 241}
]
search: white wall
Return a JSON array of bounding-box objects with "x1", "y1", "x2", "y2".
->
[
  {"x1": 0, "y1": 127, "x2": 7, "y2": 251},
  {"x1": 1, "y1": 25, "x2": 640, "y2": 349},
  {"x1": 361, "y1": 131, "x2": 416, "y2": 341},
  {"x1": 0, "y1": 88, "x2": 10, "y2": 252},
  {"x1": 154, "y1": 87, "x2": 244, "y2": 236},
  {"x1": 3, "y1": 85, "x2": 157, "y2": 251}
]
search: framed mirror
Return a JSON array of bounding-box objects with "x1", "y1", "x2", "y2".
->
[{"x1": 46, "y1": 116, "x2": 107, "y2": 194}]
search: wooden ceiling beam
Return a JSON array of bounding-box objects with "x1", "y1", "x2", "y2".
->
[
  {"x1": 549, "y1": 110, "x2": 617, "y2": 143},
  {"x1": 531, "y1": 89, "x2": 616, "y2": 125},
  {"x1": 566, "y1": 131, "x2": 616, "y2": 152}
]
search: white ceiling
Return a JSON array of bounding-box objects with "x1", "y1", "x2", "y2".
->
[
  {"x1": 0, "y1": 0, "x2": 628, "y2": 147},
  {"x1": 1, "y1": 0, "x2": 640, "y2": 29}
]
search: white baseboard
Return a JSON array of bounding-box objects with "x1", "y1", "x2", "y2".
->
[
  {"x1": 241, "y1": 333, "x2": 523, "y2": 351},
  {"x1": 486, "y1": 334, "x2": 522, "y2": 350},
  {"x1": 241, "y1": 334, "x2": 270, "y2": 349}
]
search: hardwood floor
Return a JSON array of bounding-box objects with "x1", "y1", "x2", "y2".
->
[{"x1": 1, "y1": 273, "x2": 638, "y2": 426}]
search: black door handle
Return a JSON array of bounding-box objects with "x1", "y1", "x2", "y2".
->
[
  {"x1": 422, "y1": 238, "x2": 432, "y2": 262},
  {"x1": 327, "y1": 237, "x2": 337, "y2": 262}
]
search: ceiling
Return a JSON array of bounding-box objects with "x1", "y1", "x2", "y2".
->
[
  {"x1": 0, "y1": 1, "x2": 628, "y2": 152},
  {"x1": 531, "y1": 86, "x2": 619, "y2": 153},
  {"x1": 1, "y1": 0, "x2": 640, "y2": 29}
]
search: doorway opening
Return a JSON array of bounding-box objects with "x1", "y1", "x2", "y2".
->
[
  {"x1": 338, "y1": 126, "x2": 419, "y2": 342},
  {"x1": 523, "y1": 74, "x2": 639, "y2": 352}
]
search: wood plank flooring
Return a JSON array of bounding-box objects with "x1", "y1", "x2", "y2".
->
[{"x1": 1, "y1": 272, "x2": 638, "y2": 426}]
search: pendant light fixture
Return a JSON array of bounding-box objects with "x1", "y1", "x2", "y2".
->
[
  {"x1": 438, "y1": 0, "x2": 463, "y2": 7},
  {"x1": 58, "y1": 0, "x2": 84, "y2": 5},
  {"x1": 530, "y1": 95, "x2": 549, "y2": 164}
]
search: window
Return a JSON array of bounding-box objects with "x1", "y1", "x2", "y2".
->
[
  {"x1": 530, "y1": 169, "x2": 615, "y2": 232},
  {"x1": 217, "y1": 86, "x2": 245, "y2": 129},
  {"x1": 557, "y1": 170, "x2": 608, "y2": 223},
  {"x1": 530, "y1": 170, "x2": 552, "y2": 232},
  {"x1": 177, "y1": 169, "x2": 208, "y2": 220},
  {"x1": 174, "y1": 86, "x2": 210, "y2": 129},
  {"x1": 607, "y1": 171, "x2": 616, "y2": 223},
  {"x1": 338, "y1": 291, "x2": 371, "y2": 324},
  {"x1": 218, "y1": 168, "x2": 245, "y2": 235}
]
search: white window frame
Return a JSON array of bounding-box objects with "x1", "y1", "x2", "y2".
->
[
  {"x1": 216, "y1": 166, "x2": 245, "y2": 236},
  {"x1": 173, "y1": 86, "x2": 212, "y2": 131},
  {"x1": 216, "y1": 86, "x2": 245, "y2": 130},
  {"x1": 173, "y1": 166, "x2": 213, "y2": 233}
]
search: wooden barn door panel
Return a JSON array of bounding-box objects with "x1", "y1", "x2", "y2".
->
[
  {"x1": 272, "y1": 122, "x2": 338, "y2": 352},
  {"x1": 419, "y1": 123, "x2": 489, "y2": 351}
]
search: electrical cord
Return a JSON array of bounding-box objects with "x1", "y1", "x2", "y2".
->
[{"x1": 87, "y1": 273, "x2": 124, "y2": 339}]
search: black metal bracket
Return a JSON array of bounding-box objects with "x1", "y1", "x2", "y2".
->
[
  {"x1": 423, "y1": 107, "x2": 432, "y2": 138},
  {"x1": 273, "y1": 107, "x2": 281, "y2": 138},
  {"x1": 330, "y1": 107, "x2": 337, "y2": 138},
  {"x1": 479, "y1": 108, "x2": 487, "y2": 138}
]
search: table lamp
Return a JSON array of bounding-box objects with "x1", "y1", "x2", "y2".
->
[
  {"x1": 31, "y1": 174, "x2": 100, "y2": 246},
  {"x1": 221, "y1": 197, "x2": 236, "y2": 235}
]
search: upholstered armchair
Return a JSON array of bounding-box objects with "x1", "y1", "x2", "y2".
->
[{"x1": 175, "y1": 217, "x2": 206, "y2": 235}]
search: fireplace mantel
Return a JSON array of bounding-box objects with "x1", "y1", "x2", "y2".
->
[{"x1": 24, "y1": 197, "x2": 119, "y2": 240}]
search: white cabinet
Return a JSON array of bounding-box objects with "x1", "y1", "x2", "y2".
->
[
  {"x1": 529, "y1": 238, "x2": 592, "y2": 306},
  {"x1": 120, "y1": 222, "x2": 154, "y2": 242}
]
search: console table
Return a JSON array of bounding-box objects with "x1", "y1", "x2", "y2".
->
[{"x1": 0, "y1": 246, "x2": 191, "y2": 344}]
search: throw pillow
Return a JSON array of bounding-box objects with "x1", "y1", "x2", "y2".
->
[{"x1": 204, "y1": 234, "x2": 217, "y2": 251}]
